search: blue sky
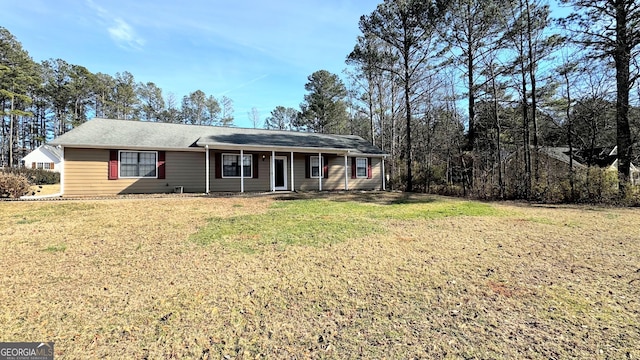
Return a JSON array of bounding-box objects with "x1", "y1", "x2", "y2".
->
[{"x1": 4, "y1": 0, "x2": 381, "y2": 127}]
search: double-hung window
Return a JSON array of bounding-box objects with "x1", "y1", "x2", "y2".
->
[
  {"x1": 222, "y1": 154, "x2": 252, "y2": 178},
  {"x1": 355, "y1": 157, "x2": 368, "y2": 178},
  {"x1": 310, "y1": 156, "x2": 323, "y2": 178},
  {"x1": 119, "y1": 151, "x2": 157, "y2": 178}
]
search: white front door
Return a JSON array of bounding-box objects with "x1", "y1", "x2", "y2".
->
[{"x1": 274, "y1": 156, "x2": 287, "y2": 190}]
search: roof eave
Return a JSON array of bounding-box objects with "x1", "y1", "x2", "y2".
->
[
  {"x1": 54, "y1": 142, "x2": 388, "y2": 157},
  {"x1": 52, "y1": 144, "x2": 204, "y2": 152},
  {"x1": 197, "y1": 142, "x2": 388, "y2": 157}
]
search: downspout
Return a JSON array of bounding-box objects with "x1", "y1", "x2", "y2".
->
[{"x1": 205, "y1": 145, "x2": 210, "y2": 194}]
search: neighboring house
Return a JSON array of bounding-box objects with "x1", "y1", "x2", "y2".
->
[
  {"x1": 49, "y1": 118, "x2": 388, "y2": 196},
  {"x1": 21, "y1": 144, "x2": 63, "y2": 172},
  {"x1": 506, "y1": 146, "x2": 639, "y2": 185},
  {"x1": 600, "y1": 146, "x2": 640, "y2": 185}
]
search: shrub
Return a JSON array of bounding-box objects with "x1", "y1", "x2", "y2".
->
[
  {"x1": 2, "y1": 168, "x2": 60, "y2": 185},
  {"x1": 0, "y1": 172, "x2": 31, "y2": 198}
]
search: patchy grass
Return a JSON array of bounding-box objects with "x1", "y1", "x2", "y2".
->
[
  {"x1": 43, "y1": 244, "x2": 66, "y2": 252},
  {"x1": 1, "y1": 193, "x2": 639, "y2": 359},
  {"x1": 191, "y1": 197, "x2": 499, "y2": 252}
]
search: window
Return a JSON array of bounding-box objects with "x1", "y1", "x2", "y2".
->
[
  {"x1": 119, "y1": 151, "x2": 157, "y2": 178},
  {"x1": 222, "y1": 154, "x2": 252, "y2": 178},
  {"x1": 35, "y1": 162, "x2": 52, "y2": 170},
  {"x1": 356, "y1": 158, "x2": 368, "y2": 178},
  {"x1": 310, "y1": 156, "x2": 323, "y2": 178}
]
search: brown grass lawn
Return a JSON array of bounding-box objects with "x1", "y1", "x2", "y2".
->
[
  {"x1": 27, "y1": 184, "x2": 61, "y2": 197},
  {"x1": 1, "y1": 193, "x2": 639, "y2": 359}
]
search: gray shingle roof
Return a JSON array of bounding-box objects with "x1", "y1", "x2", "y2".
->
[
  {"x1": 538, "y1": 147, "x2": 587, "y2": 169},
  {"x1": 42, "y1": 144, "x2": 63, "y2": 160},
  {"x1": 50, "y1": 118, "x2": 386, "y2": 156}
]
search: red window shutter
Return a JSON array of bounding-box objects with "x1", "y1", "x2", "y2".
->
[
  {"x1": 50, "y1": 162, "x2": 55, "y2": 170},
  {"x1": 351, "y1": 158, "x2": 356, "y2": 179},
  {"x1": 158, "y1": 151, "x2": 166, "y2": 179},
  {"x1": 253, "y1": 154, "x2": 259, "y2": 178},
  {"x1": 305, "y1": 155, "x2": 310, "y2": 178},
  {"x1": 108, "y1": 150, "x2": 118, "y2": 180},
  {"x1": 323, "y1": 155, "x2": 328, "y2": 178},
  {"x1": 367, "y1": 158, "x2": 372, "y2": 179},
  {"x1": 215, "y1": 153, "x2": 221, "y2": 179},
  {"x1": 32, "y1": 162, "x2": 36, "y2": 169}
]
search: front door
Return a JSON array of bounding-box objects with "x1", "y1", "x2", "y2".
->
[{"x1": 274, "y1": 156, "x2": 287, "y2": 190}]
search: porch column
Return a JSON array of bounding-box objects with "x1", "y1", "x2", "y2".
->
[
  {"x1": 271, "y1": 150, "x2": 276, "y2": 192},
  {"x1": 240, "y1": 149, "x2": 244, "y2": 193},
  {"x1": 344, "y1": 154, "x2": 349, "y2": 190},
  {"x1": 381, "y1": 157, "x2": 386, "y2": 191},
  {"x1": 205, "y1": 145, "x2": 210, "y2": 193},
  {"x1": 290, "y1": 151, "x2": 295, "y2": 191},
  {"x1": 318, "y1": 152, "x2": 323, "y2": 191}
]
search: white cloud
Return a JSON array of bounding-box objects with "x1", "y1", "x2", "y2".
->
[
  {"x1": 108, "y1": 18, "x2": 145, "y2": 50},
  {"x1": 86, "y1": 0, "x2": 144, "y2": 51}
]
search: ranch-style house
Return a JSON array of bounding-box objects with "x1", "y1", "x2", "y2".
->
[{"x1": 49, "y1": 118, "x2": 388, "y2": 196}]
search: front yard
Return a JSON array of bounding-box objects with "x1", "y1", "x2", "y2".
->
[{"x1": 1, "y1": 193, "x2": 638, "y2": 358}]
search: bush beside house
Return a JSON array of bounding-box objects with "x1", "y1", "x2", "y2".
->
[{"x1": 0, "y1": 172, "x2": 31, "y2": 198}]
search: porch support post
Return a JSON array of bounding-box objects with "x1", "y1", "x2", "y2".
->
[
  {"x1": 240, "y1": 149, "x2": 244, "y2": 193},
  {"x1": 344, "y1": 154, "x2": 349, "y2": 191},
  {"x1": 381, "y1": 157, "x2": 386, "y2": 191},
  {"x1": 318, "y1": 152, "x2": 323, "y2": 191},
  {"x1": 205, "y1": 145, "x2": 210, "y2": 193},
  {"x1": 290, "y1": 151, "x2": 295, "y2": 191},
  {"x1": 271, "y1": 150, "x2": 276, "y2": 192}
]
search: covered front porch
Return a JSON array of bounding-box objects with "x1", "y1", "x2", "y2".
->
[{"x1": 203, "y1": 146, "x2": 386, "y2": 193}]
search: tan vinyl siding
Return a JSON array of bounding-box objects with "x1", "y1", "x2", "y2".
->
[
  {"x1": 349, "y1": 157, "x2": 382, "y2": 190},
  {"x1": 63, "y1": 148, "x2": 383, "y2": 196},
  {"x1": 208, "y1": 151, "x2": 271, "y2": 192},
  {"x1": 294, "y1": 154, "x2": 383, "y2": 191},
  {"x1": 63, "y1": 148, "x2": 205, "y2": 196}
]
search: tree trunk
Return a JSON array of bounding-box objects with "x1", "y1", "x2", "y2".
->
[
  {"x1": 404, "y1": 39, "x2": 413, "y2": 192},
  {"x1": 526, "y1": 0, "x2": 540, "y2": 183},
  {"x1": 615, "y1": 0, "x2": 632, "y2": 197},
  {"x1": 563, "y1": 70, "x2": 576, "y2": 201},
  {"x1": 9, "y1": 94, "x2": 14, "y2": 167}
]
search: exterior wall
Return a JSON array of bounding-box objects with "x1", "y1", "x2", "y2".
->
[
  {"x1": 208, "y1": 151, "x2": 271, "y2": 192},
  {"x1": 63, "y1": 148, "x2": 205, "y2": 196},
  {"x1": 207, "y1": 151, "x2": 383, "y2": 192},
  {"x1": 294, "y1": 154, "x2": 382, "y2": 191},
  {"x1": 64, "y1": 148, "x2": 384, "y2": 196}
]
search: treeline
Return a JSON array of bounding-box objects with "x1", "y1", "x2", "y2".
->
[
  {"x1": 2, "y1": 0, "x2": 640, "y2": 202},
  {"x1": 0, "y1": 27, "x2": 235, "y2": 168},
  {"x1": 339, "y1": 0, "x2": 640, "y2": 201}
]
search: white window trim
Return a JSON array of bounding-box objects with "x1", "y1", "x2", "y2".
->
[
  {"x1": 310, "y1": 155, "x2": 323, "y2": 178},
  {"x1": 118, "y1": 150, "x2": 158, "y2": 179},
  {"x1": 221, "y1": 153, "x2": 253, "y2": 178},
  {"x1": 355, "y1": 157, "x2": 368, "y2": 179}
]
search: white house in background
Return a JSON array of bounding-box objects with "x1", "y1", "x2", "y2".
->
[{"x1": 21, "y1": 144, "x2": 63, "y2": 172}]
